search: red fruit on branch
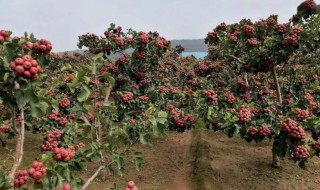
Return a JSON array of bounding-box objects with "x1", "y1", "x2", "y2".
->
[
  {"x1": 293, "y1": 145, "x2": 310, "y2": 159},
  {"x1": 62, "y1": 183, "x2": 71, "y2": 190},
  {"x1": 11, "y1": 56, "x2": 41, "y2": 79}
]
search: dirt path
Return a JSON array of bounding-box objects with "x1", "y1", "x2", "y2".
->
[{"x1": 2, "y1": 129, "x2": 320, "y2": 190}]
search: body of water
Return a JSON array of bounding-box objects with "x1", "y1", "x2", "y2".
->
[{"x1": 181, "y1": 52, "x2": 207, "y2": 59}]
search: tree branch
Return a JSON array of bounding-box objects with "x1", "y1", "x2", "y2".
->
[
  {"x1": 227, "y1": 55, "x2": 246, "y2": 64},
  {"x1": 8, "y1": 108, "x2": 25, "y2": 185}
]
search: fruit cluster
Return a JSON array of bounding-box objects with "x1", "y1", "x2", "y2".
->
[
  {"x1": 14, "y1": 170, "x2": 28, "y2": 187},
  {"x1": 53, "y1": 147, "x2": 76, "y2": 162},
  {"x1": 33, "y1": 39, "x2": 52, "y2": 54},
  {"x1": 41, "y1": 129, "x2": 62, "y2": 151},
  {"x1": 294, "y1": 108, "x2": 310, "y2": 121},
  {"x1": 227, "y1": 94, "x2": 236, "y2": 104},
  {"x1": 281, "y1": 118, "x2": 305, "y2": 139},
  {"x1": 0, "y1": 30, "x2": 9, "y2": 42},
  {"x1": 135, "y1": 51, "x2": 146, "y2": 59},
  {"x1": 284, "y1": 27, "x2": 303, "y2": 46},
  {"x1": 242, "y1": 25, "x2": 255, "y2": 35},
  {"x1": 237, "y1": 105, "x2": 251, "y2": 123},
  {"x1": 304, "y1": 93, "x2": 318, "y2": 111},
  {"x1": 155, "y1": 37, "x2": 169, "y2": 48},
  {"x1": 121, "y1": 92, "x2": 134, "y2": 102},
  {"x1": 274, "y1": 24, "x2": 288, "y2": 33},
  {"x1": 139, "y1": 32, "x2": 149, "y2": 44},
  {"x1": 203, "y1": 90, "x2": 218, "y2": 105},
  {"x1": 312, "y1": 141, "x2": 320, "y2": 153},
  {"x1": 293, "y1": 145, "x2": 310, "y2": 159},
  {"x1": 301, "y1": 0, "x2": 317, "y2": 12},
  {"x1": 10, "y1": 55, "x2": 42, "y2": 79},
  {"x1": 125, "y1": 181, "x2": 138, "y2": 190},
  {"x1": 59, "y1": 97, "x2": 70, "y2": 108},
  {"x1": 0, "y1": 124, "x2": 10, "y2": 133},
  {"x1": 248, "y1": 124, "x2": 271, "y2": 138},
  {"x1": 28, "y1": 161, "x2": 47, "y2": 184},
  {"x1": 247, "y1": 38, "x2": 258, "y2": 46},
  {"x1": 114, "y1": 36, "x2": 124, "y2": 46}
]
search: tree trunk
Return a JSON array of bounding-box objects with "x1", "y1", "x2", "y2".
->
[
  {"x1": 271, "y1": 66, "x2": 282, "y2": 103},
  {"x1": 8, "y1": 108, "x2": 25, "y2": 184},
  {"x1": 271, "y1": 66, "x2": 282, "y2": 167}
]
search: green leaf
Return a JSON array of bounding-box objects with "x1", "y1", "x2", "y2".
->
[
  {"x1": 100, "y1": 73, "x2": 115, "y2": 86},
  {"x1": 133, "y1": 152, "x2": 143, "y2": 171},
  {"x1": 77, "y1": 85, "x2": 91, "y2": 102}
]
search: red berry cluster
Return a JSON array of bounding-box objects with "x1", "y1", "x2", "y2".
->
[
  {"x1": 155, "y1": 37, "x2": 169, "y2": 48},
  {"x1": 240, "y1": 93, "x2": 250, "y2": 102},
  {"x1": 237, "y1": 105, "x2": 251, "y2": 123},
  {"x1": 126, "y1": 37, "x2": 134, "y2": 44},
  {"x1": 293, "y1": 145, "x2": 310, "y2": 159},
  {"x1": 117, "y1": 56, "x2": 126, "y2": 64},
  {"x1": 281, "y1": 118, "x2": 305, "y2": 139},
  {"x1": 59, "y1": 97, "x2": 70, "y2": 108},
  {"x1": 304, "y1": 93, "x2": 318, "y2": 111},
  {"x1": 312, "y1": 141, "x2": 320, "y2": 153},
  {"x1": 0, "y1": 30, "x2": 9, "y2": 42},
  {"x1": 157, "y1": 86, "x2": 169, "y2": 93},
  {"x1": 301, "y1": 0, "x2": 317, "y2": 12},
  {"x1": 267, "y1": 17, "x2": 276, "y2": 25},
  {"x1": 53, "y1": 147, "x2": 76, "y2": 162},
  {"x1": 198, "y1": 62, "x2": 209, "y2": 71},
  {"x1": 227, "y1": 108, "x2": 236, "y2": 114},
  {"x1": 207, "y1": 32, "x2": 217, "y2": 39},
  {"x1": 0, "y1": 125, "x2": 10, "y2": 133},
  {"x1": 139, "y1": 32, "x2": 149, "y2": 43},
  {"x1": 121, "y1": 92, "x2": 134, "y2": 102},
  {"x1": 139, "y1": 95, "x2": 149, "y2": 101},
  {"x1": 203, "y1": 90, "x2": 218, "y2": 105},
  {"x1": 14, "y1": 170, "x2": 28, "y2": 187},
  {"x1": 58, "y1": 117, "x2": 68, "y2": 126},
  {"x1": 10, "y1": 55, "x2": 41, "y2": 79},
  {"x1": 216, "y1": 22, "x2": 227, "y2": 30},
  {"x1": 242, "y1": 25, "x2": 255, "y2": 35},
  {"x1": 294, "y1": 108, "x2": 310, "y2": 121},
  {"x1": 33, "y1": 39, "x2": 52, "y2": 54},
  {"x1": 28, "y1": 161, "x2": 46, "y2": 184},
  {"x1": 284, "y1": 27, "x2": 303, "y2": 46},
  {"x1": 274, "y1": 24, "x2": 288, "y2": 33},
  {"x1": 248, "y1": 125, "x2": 270, "y2": 138},
  {"x1": 41, "y1": 129, "x2": 62, "y2": 151},
  {"x1": 114, "y1": 36, "x2": 124, "y2": 46},
  {"x1": 282, "y1": 93, "x2": 292, "y2": 105},
  {"x1": 227, "y1": 94, "x2": 236, "y2": 104},
  {"x1": 125, "y1": 181, "x2": 138, "y2": 190},
  {"x1": 228, "y1": 32, "x2": 238, "y2": 42},
  {"x1": 247, "y1": 38, "x2": 258, "y2": 46},
  {"x1": 135, "y1": 51, "x2": 146, "y2": 59}
]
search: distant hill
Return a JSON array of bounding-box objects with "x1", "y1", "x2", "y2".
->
[
  {"x1": 171, "y1": 39, "x2": 207, "y2": 52},
  {"x1": 57, "y1": 39, "x2": 207, "y2": 55}
]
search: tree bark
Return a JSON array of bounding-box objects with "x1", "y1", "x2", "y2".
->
[
  {"x1": 271, "y1": 66, "x2": 282, "y2": 167},
  {"x1": 8, "y1": 108, "x2": 25, "y2": 184},
  {"x1": 80, "y1": 166, "x2": 105, "y2": 190},
  {"x1": 271, "y1": 66, "x2": 282, "y2": 103}
]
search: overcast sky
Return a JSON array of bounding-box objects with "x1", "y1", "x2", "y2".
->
[{"x1": 1, "y1": 0, "x2": 319, "y2": 52}]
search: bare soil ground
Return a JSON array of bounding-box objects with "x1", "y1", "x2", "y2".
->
[{"x1": 1, "y1": 129, "x2": 320, "y2": 190}]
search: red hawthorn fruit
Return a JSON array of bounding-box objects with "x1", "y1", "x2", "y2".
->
[
  {"x1": 32, "y1": 171, "x2": 42, "y2": 180},
  {"x1": 293, "y1": 145, "x2": 310, "y2": 159},
  {"x1": 22, "y1": 55, "x2": 32, "y2": 61},
  {"x1": 15, "y1": 65, "x2": 25, "y2": 74},
  {"x1": 23, "y1": 61, "x2": 32, "y2": 69},
  {"x1": 127, "y1": 181, "x2": 136, "y2": 188},
  {"x1": 0, "y1": 30, "x2": 9, "y2": 38},
  {"x1": 62, "y1": 183, "x2": 71, "y2": 190},
  {"x1": 15, "y1": 58, "x2": 24, "y2": 65}
]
